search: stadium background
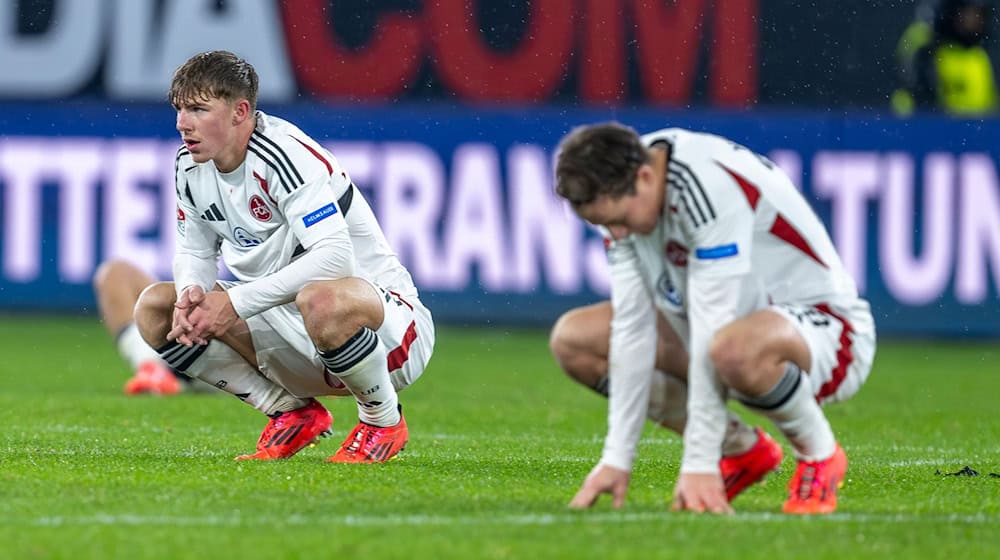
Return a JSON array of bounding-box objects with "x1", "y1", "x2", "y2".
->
[{"x1": 1, "y1": 0, "x2": 998, "y2": 336}]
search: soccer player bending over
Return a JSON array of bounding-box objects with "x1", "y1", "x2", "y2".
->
[
  {"x1": 134, "y1": 51, "x2": 435, "y2": 463},
  {"x1": 550, "y1": 123, "x2": 875, "y2": 514}
]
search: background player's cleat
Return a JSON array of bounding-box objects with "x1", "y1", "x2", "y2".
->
[
  {"x1": 782, "y1": 444, "x2": 847, "y2": 514},
  {"x1": 326, "y1": 410, "x2": 408, "y2": 464},
  {"x1": 235, "y1": 399, "x2": 333, "y2": 460},
  {"x1": 720, "y1": 427, "x2": 784, "y2": 501},
  {"x1": 124, "y1": 359, "x2": 182, "y2": 396}
]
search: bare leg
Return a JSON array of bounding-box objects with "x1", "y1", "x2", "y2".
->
[
  {"x1": 550, "y1": 301, "x2": 757, "y2": 455},
  {"x1": 93, "y1": 260, "x2": 155, "y2": 336}
]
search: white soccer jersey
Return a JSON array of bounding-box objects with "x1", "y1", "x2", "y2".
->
[
  {"x1": 601, "y1": 128, "x2": 862, "y2": 473},
  {"x1": 173, "y1": 111, "x2": 417, "y2": 318}
]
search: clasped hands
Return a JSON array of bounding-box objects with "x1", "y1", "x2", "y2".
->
[{"x1": 166, "y1": 285, "x2": 239, "y2": 346}]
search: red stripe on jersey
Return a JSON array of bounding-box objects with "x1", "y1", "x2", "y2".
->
[
  {"x1": 718, "y1": 163, "x2": 760, "y2": 210},
  {"x1": 387, "y1": 321, "x2": 418, "y2": 372},
  {"x1": 814, "y1": 303, "x2": 855, "y2": 402},
  {"x1": 768, "y1": 214, "x2": 827, "y2": 268},
  {"x1": 253, "y1": 171, "x2": 278, "y2": 205},
  {"x1": 293, "y1": 137, "x2": 333, "y2": 175}
]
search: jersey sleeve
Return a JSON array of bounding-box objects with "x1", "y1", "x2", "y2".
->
[
  {"x1": 599, "y1": 236, "x2": 658, "y2": 472},
  {"x1": 676, "y1": 159, "x2": 756, "y2": 473},
  {"x1": 172, "y1": 149, "x2": 221, "y2": 296}
]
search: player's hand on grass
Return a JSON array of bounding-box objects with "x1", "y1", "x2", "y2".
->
[
  {"x1": 168, "y1": 285, "x2": 206, "y2": 346},
  {"x1": 671, "y1": 472, "x2": 733, "y2": 514},
  {"x1": 186, "y1": 291, "x2": 239, "y2": 341},
  {"x1": 569, "y1": 463, "x2": 631, "y2": 509}
]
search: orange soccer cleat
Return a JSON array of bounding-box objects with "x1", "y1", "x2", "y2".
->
[
  {"x1": 124, "y1": 359, "x2": 183, "y2": 396},
  {"x1": 235, "y1": 399, "x2": 333, "y2": 460},
  {"x1": 782, "y1": 444, "x2": 848, "y2": 515},
  {"x1": 720, "y1": 427, "x2": 784, "y2": 502},
  {"x1": 326, "y1": 409, "x2": 408, "y2": 464}
]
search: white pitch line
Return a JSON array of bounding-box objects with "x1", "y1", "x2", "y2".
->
[{"x1": 16, "y1": 511, "x2": 1000, "y2": 528}]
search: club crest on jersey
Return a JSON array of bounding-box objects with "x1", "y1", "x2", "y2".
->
[
  {"x1": 665, "y1": 240, "x2": 688, "y2": 267},
  {"x1": 233, "y1": 227, "x2": 262, "y2": 247},
  {"x1": 248, "y1": 195, "x2": 272, "y2": 222}
]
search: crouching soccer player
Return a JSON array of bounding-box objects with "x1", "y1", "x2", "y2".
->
[
  {"x1": 551, "y1": 122, "x2": 875, "y2": 514},
  {"x1": 134, "y1": 51, "x2": 435, "y2": 463}
]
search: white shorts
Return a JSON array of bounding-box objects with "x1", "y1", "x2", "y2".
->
[
  {"x1": 218, "y1": 279, "x2": 435, "y2": 399},
  {"x1": 770, "y1": 298, "x2": 876, "y2": 405}
]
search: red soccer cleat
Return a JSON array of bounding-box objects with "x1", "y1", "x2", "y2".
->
[
  {"x1": 782, "y1": 444, "x2": 848, "y2": 515},
  {"x1": 124, "y1": 359, "x2": 182, "y2": 396},
  {"x1": 326, "y1": 410, "x2": 408, "y2": 464},
  {"x1": 235, "y1": 399, "x2": 333, "y2": 460},
  {"x1": 719, "y1": 427, "x2": 784, "y2": 502}
]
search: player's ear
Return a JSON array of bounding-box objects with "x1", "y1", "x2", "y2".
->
[{"x1": 233, "y1": 99, "x2": 251, "y2": 124}]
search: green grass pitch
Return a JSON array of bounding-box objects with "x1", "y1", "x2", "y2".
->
[{"x1": 0, "y1": 315, "x2": 997, "y2": 559}]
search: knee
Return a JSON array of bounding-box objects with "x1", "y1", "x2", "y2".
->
[
  {"x1": 709, "y1": 329, "x2": 753, "y2": 388},
  {"x1": 133, "y1": 282, "x2": 176, "y2": 343},
  {"x1": 92, "y1": 259, "x2": 135, "y2": 293},
  {"x1": 548, "y1": 310, "x2": 579, "y2": 370},
  {"x1": 295, "y1": 282, "x2": 338, "y2": 325},
  {"x1": 549, "y1": 309, "x2": 603, "y2": 384}
]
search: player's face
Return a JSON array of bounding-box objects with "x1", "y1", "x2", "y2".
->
[
  {"x1": 175, "y1": 96, "x2": 241, "y2": 168},
  {"x1": 575, "y1": 166, "x2": 662, "y2": 239}
]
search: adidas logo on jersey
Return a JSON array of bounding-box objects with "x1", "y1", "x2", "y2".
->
[{"x1": 200, "y1": 203, "x2": 225, "y2": 221}]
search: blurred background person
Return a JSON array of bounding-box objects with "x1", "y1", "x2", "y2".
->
[
  {"x1": 893, "y1": 0, "x2": 999, "y2": 116},
  {"x1": 94, "y1": 259, "x2": 211, "y2": 395}
]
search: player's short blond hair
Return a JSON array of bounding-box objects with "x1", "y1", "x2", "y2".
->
[
  {"x1": 169, "y1": 50, "x2": 258, "y2": 111},
  {"x1": 554, "y1": 122, "x2": 649, "y2": 207}
]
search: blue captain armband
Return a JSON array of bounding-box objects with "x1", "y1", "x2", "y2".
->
[{"x1": 695, "y1": 243, "x2": 739, "y2": 259}]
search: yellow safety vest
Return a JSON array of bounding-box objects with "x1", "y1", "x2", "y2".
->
[{"x1": 935, "y1": 44, "x2": 998, "y2": 116}]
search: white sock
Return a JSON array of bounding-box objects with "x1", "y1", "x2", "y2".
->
[
  {"x1": 318, "y1": 327, "x2": 399, "y2": 427},
  {"x1": 740, "y1": 364, "x2": 836, "y2": 462},
  {"x1": 156, "y1": 340, "x2": 308, "y2": 416},
  {"x1": 646, "y1": 370, "x2": 757, "y2": 456},
  {"x1": 116, "y1": 323, "x2": 162, "y2": 369}
]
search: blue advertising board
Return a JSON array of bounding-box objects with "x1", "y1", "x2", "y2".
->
[{"x1": 0, "y1": 102, "x2": 997, "y2": 336}]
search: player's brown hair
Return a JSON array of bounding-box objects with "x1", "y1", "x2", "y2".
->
[
  {"x1": 169, "y1": 50, "x2": 259, "y2": 111},
  {"x1": 554, "y1": 122, "x2": 649, "y2": 206}
]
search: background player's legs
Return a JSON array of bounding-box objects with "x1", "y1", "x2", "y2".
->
[
  {"x1": 93, "y1": 259, "x2": 182, "y2": 394},
  {"x1": 710, "y1": 310, "x2": 836, "y2": 462},
  {"x1": 549, "y1": 301, "x2": 757, "y2": 455}
]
